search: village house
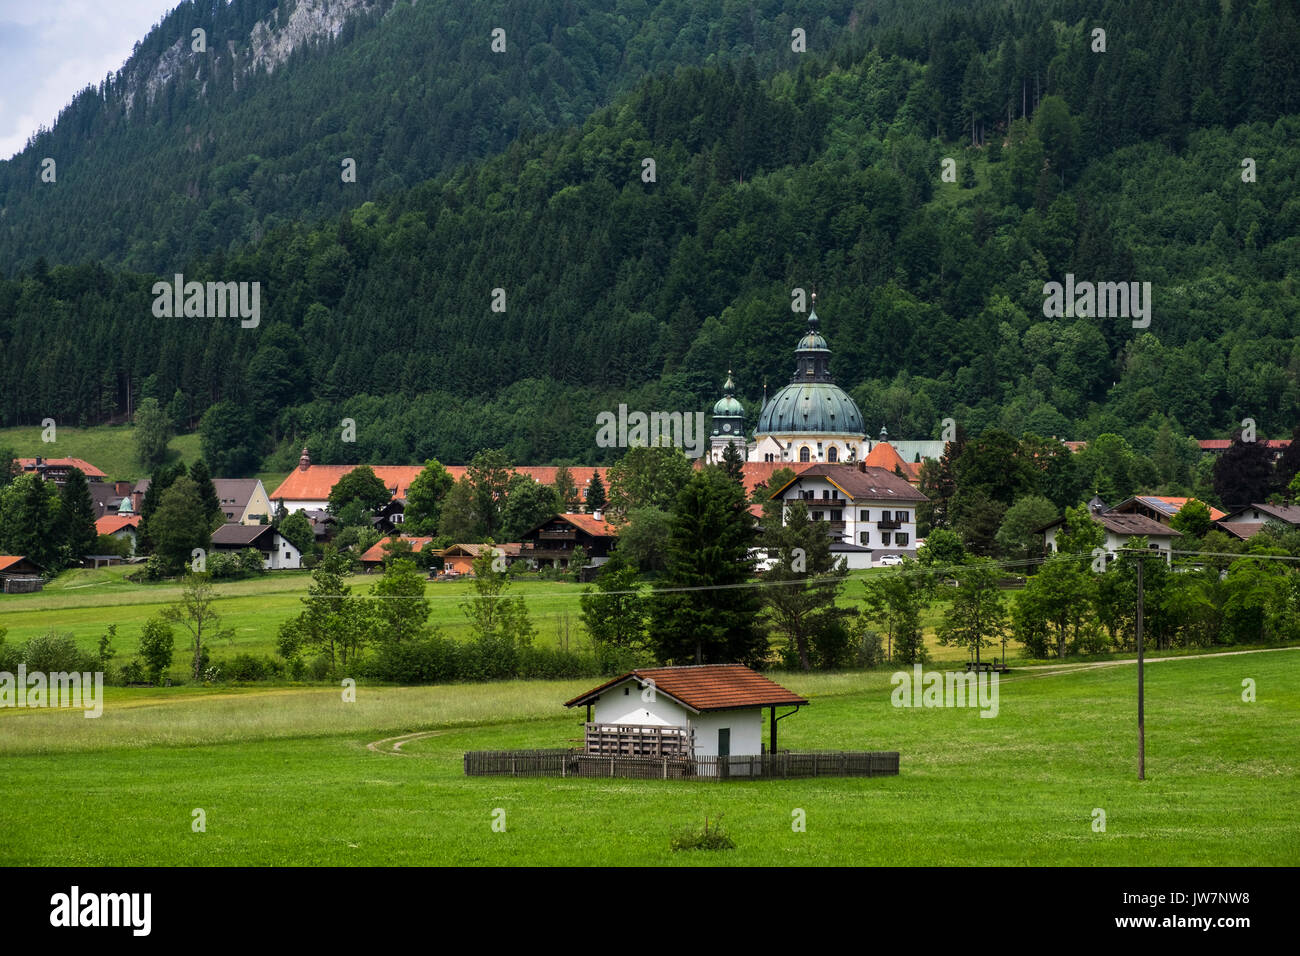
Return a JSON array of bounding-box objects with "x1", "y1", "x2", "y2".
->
[
  {"x1": 1106, "y1": 495, "x2": 1227, "y2": 526},
  {"x1": 517, "y1": 513, "x2": 619, "y2": 571},
  {"x1": 1040, "y1": 506, "x2": 1181, "y2": 563},
  {"x1": 212, "y1": 478, "x2": 274, "y2": 525},
  {"x1": 563, "y1": 664, "x2": 809, "y2": 760},
  {"x1": 17, "y1": 457, "x2": 107, "y2": 485},
  {"x1": 440, "y1": 542, "x2": 523, "y2": 575},
  {"x1": 95, "y1": 515, "x2": 141, "y2": 555},
  {"x1": 87, "y1": 480, "x2": 136, "y2": 519},
  {"x1": 210, "y1": 524, "x2": 301, "y2": 570},
  {"x1": 1216, "y1": 503, "x2": 1300, "y2": 541},
  {"x1": 0, "y1": 555, "x2": 45, "y2": 593},
  {"x1": 359, "y1": 536, "x2": 437, "y2": 571},
  {"x1": 767, "y1": 462, "x2": 928, "y2": 567}
]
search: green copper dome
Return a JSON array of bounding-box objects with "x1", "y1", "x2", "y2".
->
[
  {"x1": 712, "y1": 370, "x2": 744, "y2": 417},
  {"x1": 756, "y1": 382, "x2": 865, "y2": 435},
  {"x1": 755, "y1": 299, "x2": 865, "y2": 437}
]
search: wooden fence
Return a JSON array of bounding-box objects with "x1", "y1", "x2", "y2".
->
[{"x1": 464, "y1": 749, "x2": 899, "y2": 781}]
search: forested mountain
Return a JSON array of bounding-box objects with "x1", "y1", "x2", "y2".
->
[
  {"x1": 0, "y1": 0, "x2": 862, "y2": 272},
  {"x1": 0, "y1": 0, "x2": 1297, "y2": 482}
]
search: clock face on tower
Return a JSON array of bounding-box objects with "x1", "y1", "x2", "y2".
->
[{"x1": 723, "y1": 423, "x2": 732, "y2": 432}]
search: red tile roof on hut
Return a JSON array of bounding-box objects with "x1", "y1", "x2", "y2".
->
[{"x1": 565, "y1": 664, "x2": 808, "y2": 713}]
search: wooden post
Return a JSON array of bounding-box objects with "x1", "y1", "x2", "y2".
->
[
  {"x1": 1136, "y1": 552, "x2": 1146, "y2": 781},
  {"x1": 770, "y1": 707, "x2": 777, "y2": 753}
]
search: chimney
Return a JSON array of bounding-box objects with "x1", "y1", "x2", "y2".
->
[
  {"x1": 858, "y1": 460, "x2": 867, "y2": 473},
  {"x1": 298, "y1": 446, "x2": 311, "y2": 471},
  {"x1": 593, "y1": 509, "x2": 604, "y2": 521}
]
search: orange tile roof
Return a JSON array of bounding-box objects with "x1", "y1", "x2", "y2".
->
[
  {"x1": 95, "y1": 515, "x2": 141, "y2": 535},
  {"x1": 863, "y1": 441, "x2": 920, "y2": 479},
  {"x1": 270, "y1": 464, "x2": 609, "y2": 502},
  {"x1": 734, "y1": 460, "x2": 818, "y2": 496},
  {"x1": 556, "y1": 513, "x2": 619, "y2": 537},
  {"x1": 17, "y1": 458, "x2": 107, "y2": 479},
  {"x1": 0, "y1": 555, "x2": 29, "y2": 573},
  {"x1": 565, "y1": 664, "x2": 808, "y2": 712},
  {"x1": 360, "y1": 536, "x2": 435, "y2": 564}
]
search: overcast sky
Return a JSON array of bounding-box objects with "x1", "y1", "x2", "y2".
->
[{"x1": 0, "y1": 0, "x2": 180, "y2": 159}]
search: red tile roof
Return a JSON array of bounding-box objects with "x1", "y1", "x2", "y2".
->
[
  {"x1": 555, "y1": 513, "x2": 619, "y2": 537},
  {"x1": 565, "y1": 664, "x2": 808, "y2": 712},
  {"x1": 270, "y1": 464, "x2": 609, "y2": 503},
  {"x1": 360, "y1": 536, "x2": 436, "y2": 564},
  {"x1": 95, "y1": 515, "x2": 141, "y2": 535},
  {"x1": 733, "y1": 460, "x2": 818, "y2": 496},
  {"x1": 863, "y1": 441, "x2": 920, "y2": 480},
  {"x1": 17, "y1": 458, "x2": 107, "y2": 479}
]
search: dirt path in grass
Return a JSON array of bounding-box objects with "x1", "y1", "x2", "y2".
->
[
  {"x1": 366, "y1": 730, "x2": 445, "y2": 755},
  {"x1": 1001, "y1": 645, "x2": 1299, "y2": 683}
]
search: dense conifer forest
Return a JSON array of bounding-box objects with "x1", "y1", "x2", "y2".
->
[{"x1": 1, "y1": 0, "x2": 1297, "y2": 479}]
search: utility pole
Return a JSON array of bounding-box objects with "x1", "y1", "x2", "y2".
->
[{"x1": 1134, "y1": 550, "x2": 1145, "y2": 781}]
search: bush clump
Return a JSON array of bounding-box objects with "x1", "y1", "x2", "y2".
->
[{"x1": 670, "y1": 815, "x2": 736, "y2": 852}]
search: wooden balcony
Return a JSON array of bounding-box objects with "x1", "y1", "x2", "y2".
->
[
  {"x1": 538, "y1": 529, "x2": 576, "y2": 540},
  {"x1": 877, "y1": 519, "x2": 901, "y2": 530}
]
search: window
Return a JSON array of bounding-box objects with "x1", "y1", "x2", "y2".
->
[
  {"x1": 861, "y1": 510, "x2": 870, "y2": 521},
  {"x1": 822, "y1": 490, "x2": 830, "y2": 500},
  {"x1": 717, "y1": 728, "x2": 731, "y2": 758},
  {"x1": 799, "y1": 446, "x2": 810, "y2": 462},
  {"x1": 881, "y1": 533, "x2": 891, "y2": 546},
  {"x1": 812, "y1": 511, "x2": 823, "y2": 521},
  {"x1": 898, "y1": 511, "x2": 909, "y2": 522},
  {"x1": 831, "y1": 509, "x2": 842, "y2": 522},
  {"x1": 896, "y1": 533, "x2": 909, "y2": 546},
  {"x1": 827, "y1": 446, "x2": 838, "y2": 462},
  {"x1": 860, "y1": 532, "x2": 870, "y2": 545}
]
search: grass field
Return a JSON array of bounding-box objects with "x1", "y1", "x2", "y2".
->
[
  {"x1": 1, "y1": 650, "x2": 1295, "y2": 865},
  {"x1": 0, "y1": 423, "x2": 287, "y2": 489}
]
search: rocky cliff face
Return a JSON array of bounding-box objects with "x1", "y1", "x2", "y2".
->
[
  {"x1": 123, "y1": 0, "x2": 383, "y2": 113},
  {"x1": 247, "y1": 0, "x2": 381, "y2": 76}
]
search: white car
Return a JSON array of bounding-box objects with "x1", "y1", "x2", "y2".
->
[{"x1": 878, "y1": 554, "x2": 903, "y2": 567}]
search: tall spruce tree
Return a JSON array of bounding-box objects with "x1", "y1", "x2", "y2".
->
[
  {"x1": 187, "y1": 459, "x2": 223, "y2": 526},
  {"x1": 57, "y1": 468, "x2": 99, "y2": 564},
  {"x1": 651, "y1": 466, "x2": 765, "y2": 666},
  {"x1": 760, "y1": 499, "x2": 848, "y2": 670},
  {"x1": 584, "y1": 471, "x2": 607, "y2": 513}
]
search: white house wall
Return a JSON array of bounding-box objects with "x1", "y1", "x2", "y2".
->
[{"x1": 691, "y1": 709, "x2": 763, "y2": 757}]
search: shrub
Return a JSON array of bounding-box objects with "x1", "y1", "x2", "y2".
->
[
  {"x1": 306, "y1": 654, "x2": 332, "y2": 680},
  {"x1": 22, "y1": 630, "x2": 96, "y2": 673},
  {"x1": 853, "y1": 626, "x2": 884, "y2": 669},
  {"x1": 0, "y1": 632, "x2": 22, "y2": 673},
  {"x1": 206, "y1": 550, "x2": 240, "y2": 579},
  {"x1": 237, "y1": 548, "x2": 266, "y2": 576},
  {"x1": 216, "y1": 653, "x2": 282, "y2": 681},
  {"x1": 119, "y1": 660, "x2": 147, "y2": 685},
  {"x1": 364, "y1": 633, "x2": 458, "y2": 684},
  {"x1": 670, "y1": 815, "x2": 736, "y2": 852},
  {"x1": 138, "y1": 616, "x2": 175, "y2": 685}
]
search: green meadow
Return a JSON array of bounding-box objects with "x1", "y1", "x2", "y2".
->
[
  {"x1": 0, "y1": 423, "x2": 286, "y2": 489},
  {"x1": 0, "y1": 650, "x2": 1295, "y2": 865}
]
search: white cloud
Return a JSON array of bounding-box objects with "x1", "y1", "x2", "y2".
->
[{"x1": 0, "y1": 1, "x2": 181, "y2": 159}]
